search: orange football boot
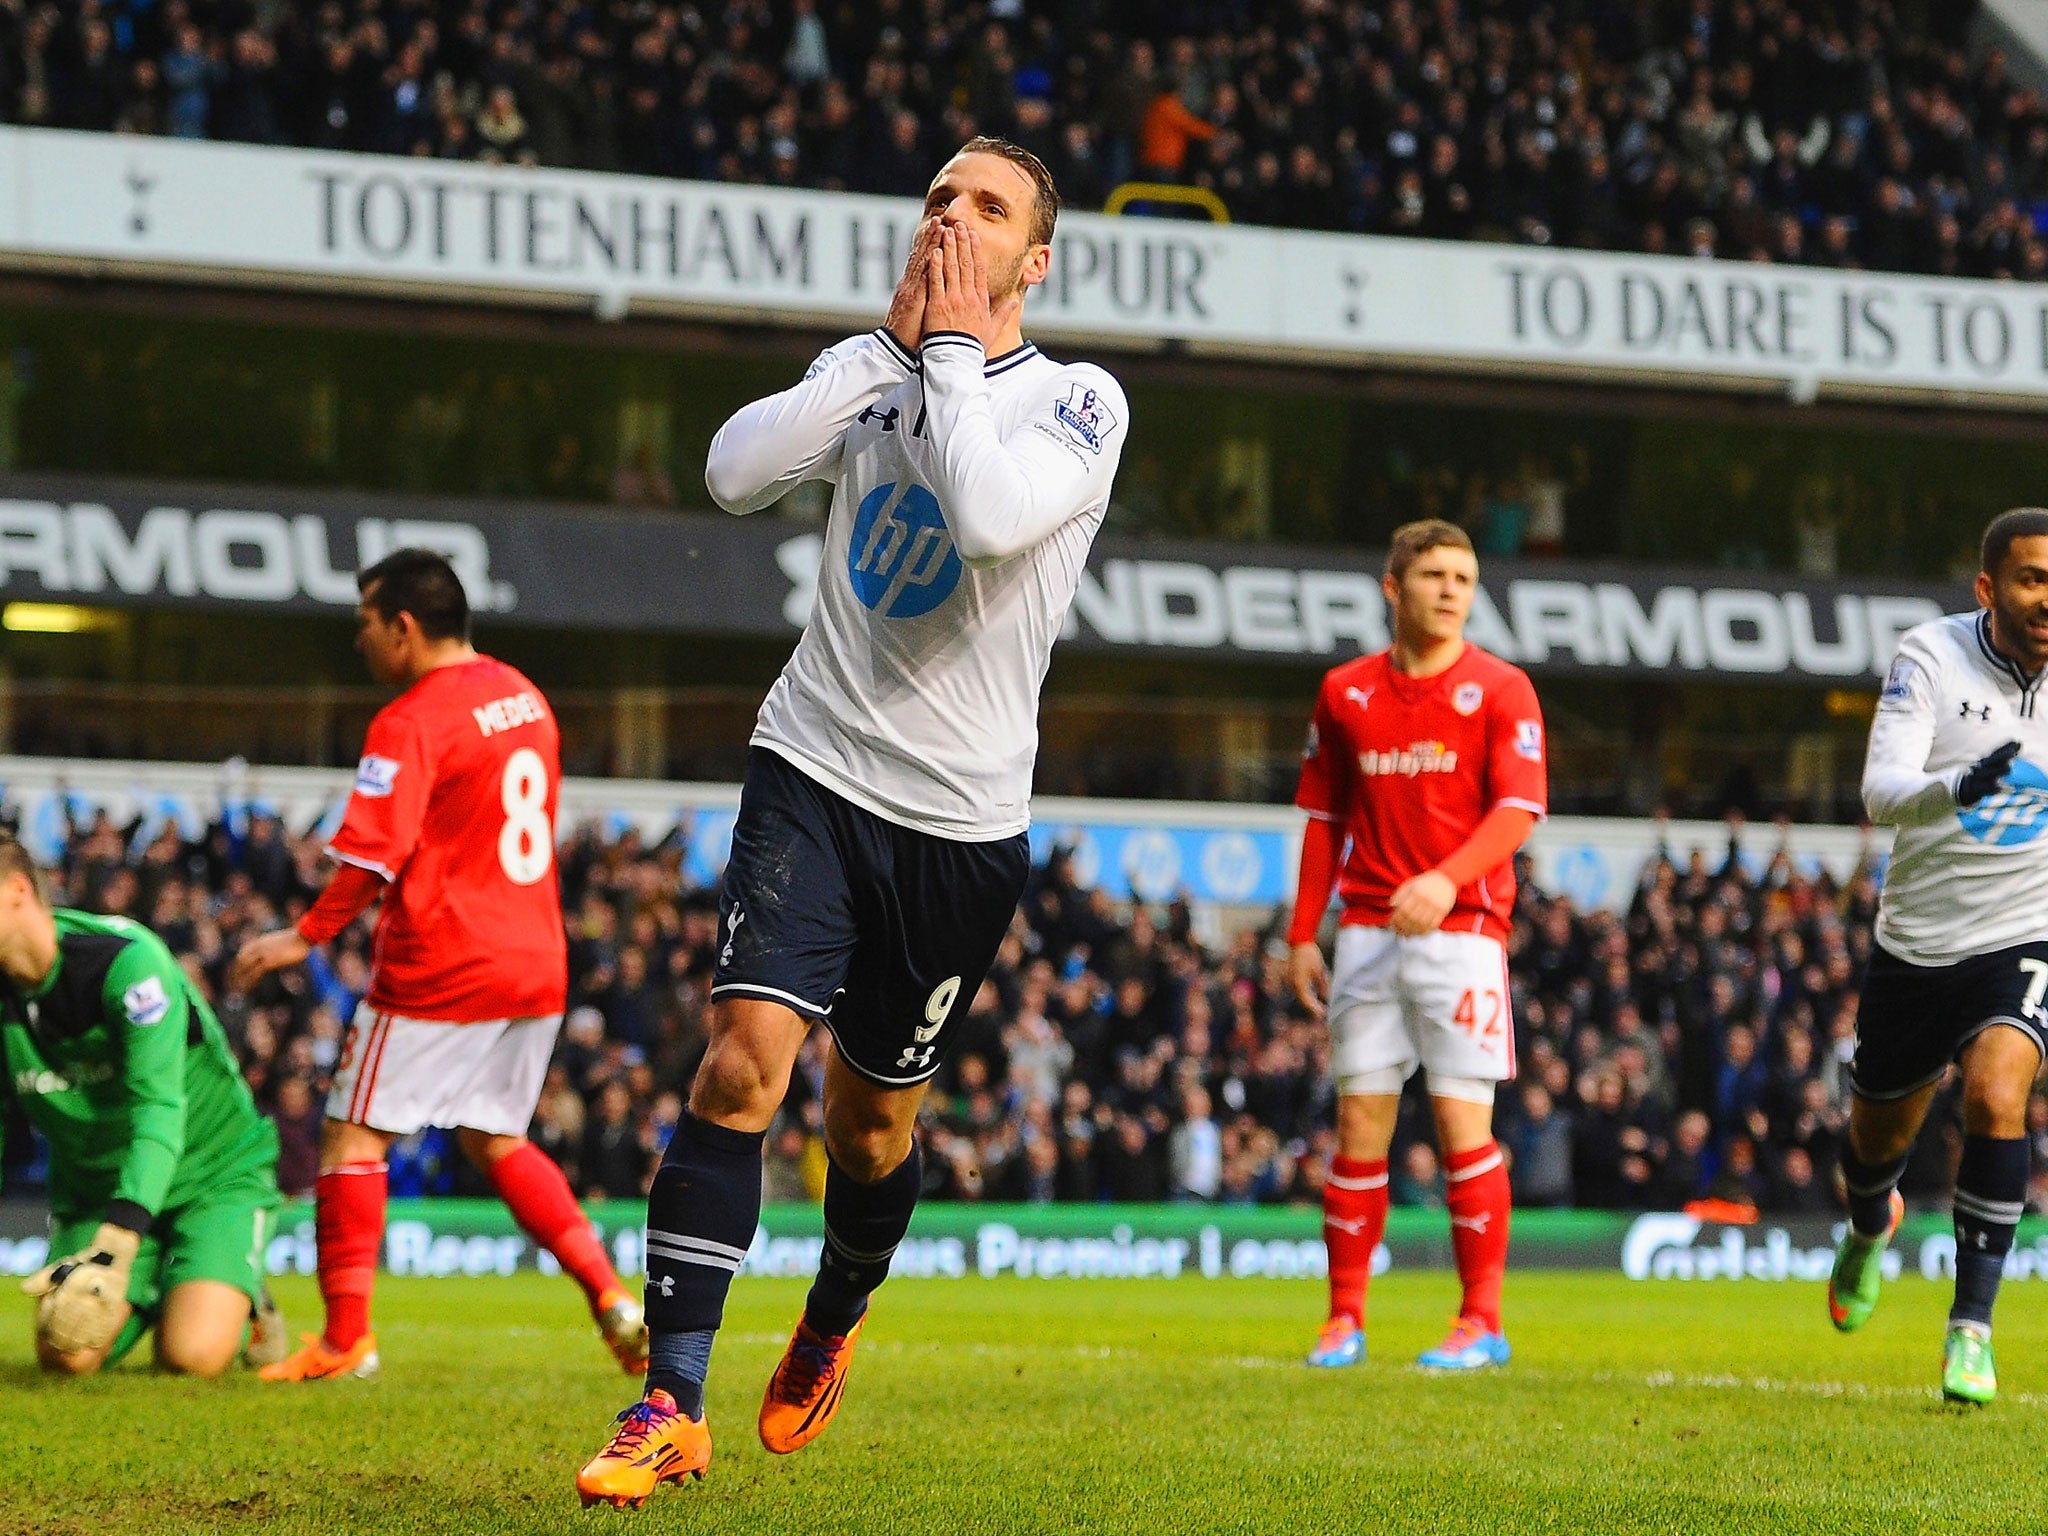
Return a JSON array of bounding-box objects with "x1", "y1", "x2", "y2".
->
[
  {"x1": 258, "y1": 1331, "x2": 380, "y2": 1382},
  {"x1": 758, "y1": 1316, "x2": 864, "y2": 1455},
  {"x1": 575, "y1": 1390, "x2": 710, "y2": 1509}
]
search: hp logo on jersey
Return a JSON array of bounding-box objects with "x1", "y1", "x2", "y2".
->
[
  {"x1": 1959, "y1": 758, "x2": 2048, "y2": 846},
  {"x1": 848, "y1": 481, "x2": 962, "y2": 618}
]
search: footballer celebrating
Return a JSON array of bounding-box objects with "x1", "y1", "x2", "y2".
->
[
  {"x1": 1828, "y1": 508, "x2": 2048, "y2": 1404},
  {"x1": 1288, "y1": 520, "x2": 1545, "y2": 1372},
  {"x1": 232, "y1": 548, "x2": 645, "y2": 1381},
  {"x1": 0, "y1": 833, "x2": 284, "y2": 1377},
  {"x1": 574, "y1": 137, "x2": 1126, "y2": 1507}
]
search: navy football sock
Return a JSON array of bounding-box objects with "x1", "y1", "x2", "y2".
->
[
  {"x1": 1951, "y1": 1135, "x2": 2029, "y2": 1330},
  {"x1": 1839, "y1": 1142, "x2": 1911, "y2": 1239},
  {"x1": 642, "y1": 1112, "x2": 765, "y2": 1406},
  {"x1": 804, "y1": 1143, "x2": 922, "y2": 1337},
  {"x1": 646, "y1": 1329, "x2": 715, "y2": 1419}
]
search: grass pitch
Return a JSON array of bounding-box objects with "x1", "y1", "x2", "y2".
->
[{"x1": 1, "y1": 1270, "x2": 2043, "y2": 1535}]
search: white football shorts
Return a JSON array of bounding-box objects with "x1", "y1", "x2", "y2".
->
[
  {"x1": 1327, "y1": 925, "x2": 1515, "y2": 1096},
  {"x1": 328, "y1": 1003, "x2": 562, "y2": 1138}
]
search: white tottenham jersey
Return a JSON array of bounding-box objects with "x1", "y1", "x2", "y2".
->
[
  {"x1": 705, "y1": 326, "x2": 1128, "y2": 840},
  {"x1": 1864, "y1": 610, "x2": 2048, "y2": 965}
]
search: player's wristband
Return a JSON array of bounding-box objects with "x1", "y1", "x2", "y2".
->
[{"x1": 101, "y1": 1199, "x2": 153, "y2": 1239}]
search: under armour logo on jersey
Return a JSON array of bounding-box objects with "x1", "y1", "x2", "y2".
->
[
  {"x1": 1960, "y1": 701, "x2": 1993, "y2": 721},
  {"x1": 896, "y1": 1044, "x2": 936, "y2": 1072},
  {"x1": 719, "y1": 906, "x2": 745, "y2": 967},
  {"x1": 848, "y1": 481, "x2": 962, "y2": 619},
  {"x1": 857, "y1": 403, "x2": 900, "y2": 432}
]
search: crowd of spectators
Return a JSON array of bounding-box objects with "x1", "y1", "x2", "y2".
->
[
  {"x1": 2, "y1": 1, "x2": 2040, "y2": 278},
  {"x1": 7, "y1": 797, "x2": 2044, "y2": 1221}
]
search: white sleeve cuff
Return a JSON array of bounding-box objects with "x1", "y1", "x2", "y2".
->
[
  {"x1": 920, "y1": 331, "x2": 987, "y2": 370},
  {"x1": 870, "y1": 327, "x2": 920, "y2": 373},
  {"x1": 325, "y1": 846, "x2": 397, "y2": 882}
]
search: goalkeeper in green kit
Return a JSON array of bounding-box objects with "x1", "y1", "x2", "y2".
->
[{"x1": 0, "y1": 831, "x2": 286, "y2": 1375}]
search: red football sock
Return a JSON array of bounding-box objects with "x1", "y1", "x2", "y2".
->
[
  {"x1": 1446, "y1": 1141, "x2": 1512, "y2": 1332},
  {"x1": 316, "y1": 1161, "x2": 387, "y2": 1351},
  {"x1": 489, "y1": 1140, "x2": 622, "y2": 1312},
  {"x1": 1324, "y1": 1155, "x2": 1389, "y2": 1325}
]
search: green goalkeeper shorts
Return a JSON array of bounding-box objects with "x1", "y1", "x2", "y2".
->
[{"x1": 47, "y1": 1170, "x2": 278, "y2": 1364}]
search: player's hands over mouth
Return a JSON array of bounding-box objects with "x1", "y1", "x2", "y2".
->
[
  {"x1": 925, "y1": 222, "x2": 1021, "y2": 352},
  {"x1": 1289, "y1": 940, "x2": 1329, "y2": 1020},
  {"x1": 1388, "y1": 870, "x2": 1458, "y2": 937},
  {"x1": 883, "y1": 216, "x2": 941, "y2": 352},
  {"x1": 229, "y1": 927, "x2": 311, "y2": 994}
]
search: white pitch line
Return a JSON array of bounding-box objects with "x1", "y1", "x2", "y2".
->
[
  {"x1": 1628, "y1": 1370, "x2": 1932, "y2": 1402},
  {"x1": 1190, "y1": 1358, "x2": 2048, "y2": 1409},
  {"x1": 1601, "y1": 1367, "x2": 2048, "y2": 1409}
]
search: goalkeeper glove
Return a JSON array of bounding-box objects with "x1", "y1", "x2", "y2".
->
[
  {"x1": 1956, "y1": 740, "x2": 2023, "y2": 809},
  {"x1": 22, "y1": 1221, "x2": 143, "y2": 1356}
]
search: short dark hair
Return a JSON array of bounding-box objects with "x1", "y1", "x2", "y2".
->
[
  {"x1": 358, "y1": 547, "x2": 470, "y2": 642},
  {"x1": 957, "y1": 135, "x2": 1059, "y2": 246},
  {"x1": 1982, "y1": 508, "x2": 2048, "y2": 576},
  {"x1": 0, "y1": 830, "x2": 46, "y2": 904},
  {"x1": 1386, "y1": 519, "x2": 1476, "y2": 581}
]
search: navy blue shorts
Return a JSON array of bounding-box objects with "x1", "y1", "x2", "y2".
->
[
  {"x1": 1852, "y1": 939, "x2": 2048, "y2": 1100},
  {"x1": 711, "y1": 747, "x2": 1030, "y2": 1086}
]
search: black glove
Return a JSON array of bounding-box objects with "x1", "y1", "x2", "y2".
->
[{"x1": 1957, "y1": 740, "x2": 2022, "y2": 808}]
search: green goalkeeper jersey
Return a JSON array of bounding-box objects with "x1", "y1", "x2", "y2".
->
[{"x1": 0, "y1": 909, "x2": 278, "y2": 1225}]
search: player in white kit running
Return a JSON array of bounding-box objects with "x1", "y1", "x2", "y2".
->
[
  {"x1": 576, "y1": 137, "x2": 1128, "y2": 1508},
  {"x1": 1826, "y1": 508, "x2": 2048, "y2": 1406}
]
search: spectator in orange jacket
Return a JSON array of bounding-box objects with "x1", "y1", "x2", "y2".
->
[{"x1": 1138, "y1": 89, "x2": 1214, "y2": 181}]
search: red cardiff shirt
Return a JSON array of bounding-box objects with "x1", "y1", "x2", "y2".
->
[
  {"x1": 327, "y1": 656, "x2": 568, "y2": 1021},
  {"x1": 1294, "y1": 645, "x2": 1547, "y2": 944}
]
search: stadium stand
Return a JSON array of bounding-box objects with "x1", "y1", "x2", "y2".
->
[
  {"x1": 8, "y1": 801, "x2": 2036, "y2": 1219},
  {"x1": 0, "y1": 0, "x2": 2033, "y2": 275}
]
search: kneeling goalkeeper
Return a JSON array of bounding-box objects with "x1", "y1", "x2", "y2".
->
[{"x1": 0, "y1": 831, "x2": 284, "y2": 1375}]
